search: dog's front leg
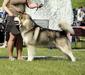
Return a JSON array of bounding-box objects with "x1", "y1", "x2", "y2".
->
[{"x1": 27, "y1": 44, "x2": 35, "y2": 61}]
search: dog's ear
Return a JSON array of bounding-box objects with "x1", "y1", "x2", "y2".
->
[
  {"x1": 18, "y1": 13, "x2": 27, "y2": 20},
  {"x1": 18, "y1": 14, "x2": 23, "y2": 20}
]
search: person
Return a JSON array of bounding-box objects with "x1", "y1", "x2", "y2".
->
[
  {"x1": 2, "y1": 0, "x2": 42, "y2": 60},
  {"x1": 77, "y1": 7, "x2": 85, "y2": 26}
]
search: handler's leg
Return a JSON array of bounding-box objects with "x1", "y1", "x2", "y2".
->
[
  {"x1": 7, "y1": 32, "x2": 15, "y2": 60},
  {"x1": 16, "y1": 34, "x2": 23, "y2": 60}
]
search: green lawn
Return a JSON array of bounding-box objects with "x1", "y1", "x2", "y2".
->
[
  {"x1": 0, "y1": 48, "x2": 85, "y2": 75},
  {"x1": 72, "y1": 0, "x2": 85, "y2": 8}
]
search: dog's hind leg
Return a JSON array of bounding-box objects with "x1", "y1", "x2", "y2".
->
[
  {"x1": 27, "y1": 44, "x2": 35, "y2": 61},
  {"x1": 55, "y1": 37, "x2": 76, "y2": 62}
]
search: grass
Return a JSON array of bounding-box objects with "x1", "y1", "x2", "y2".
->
[
  {"x1": 0, "y1": 47, "x2": 85, "y2": 75},
  {"x1": 72, "y1": 0, "x2": 85, "y2": 8}
]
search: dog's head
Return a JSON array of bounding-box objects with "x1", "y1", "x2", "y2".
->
[{"x1": 18, "y1": 13, "x2": 34, "y2": 30}]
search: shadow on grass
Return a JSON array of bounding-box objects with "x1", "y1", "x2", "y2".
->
[
  {"x1": 0, "y1": 56, "x2": 79, "y2": 61},
  {"x1": 0, "y1": 56, "x2": 66, "y2": 60},
  {"x1": 23, "y1": 56, "x2": 70, "y2": 61}
]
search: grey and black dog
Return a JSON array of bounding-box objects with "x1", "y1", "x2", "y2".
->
[{"x1": 17, "y1": 13, "x2": 76, "y2": 62}]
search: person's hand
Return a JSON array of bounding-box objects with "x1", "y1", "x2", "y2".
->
[
  {"x1": 35, "y1": 3, "x2": 43, "y2": 11},
  {"x1": 16, "y1": 8, "x2": 23, "y2": 13}
]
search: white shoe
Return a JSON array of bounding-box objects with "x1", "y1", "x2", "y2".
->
[{"x1": 9, "y1": 57, "x2": 15, "y2": 61}]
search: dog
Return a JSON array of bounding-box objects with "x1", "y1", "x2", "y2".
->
[{"x1": 17, "y1": 13, "x2": 76, "y2": 62}]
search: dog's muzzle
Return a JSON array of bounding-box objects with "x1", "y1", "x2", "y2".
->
[{"x1": 14, "y1": 17, "x2": 22, "y2": 27}]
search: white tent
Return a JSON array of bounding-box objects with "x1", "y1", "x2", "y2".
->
[{"x1": 26, "y1": 0, "x2": 73, "y2": 31}]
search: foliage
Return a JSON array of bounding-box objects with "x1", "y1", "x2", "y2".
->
[
  {"x1": 0, "y1": 0, "x2": 3, "y2": 7},
  {"x1": 72, "y1": 0, "x2": 85, "y2": 8}
]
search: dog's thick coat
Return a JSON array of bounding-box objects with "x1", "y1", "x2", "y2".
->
[{"x1": 19, "y1": 14, "x2": 76, "y2": 62}]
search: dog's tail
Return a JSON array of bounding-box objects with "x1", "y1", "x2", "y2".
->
[{"x1": 59, "y1": 19, "x2": 74, "y2": 34}]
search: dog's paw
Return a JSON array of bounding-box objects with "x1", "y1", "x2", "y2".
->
[
  {"x1": 27, "y1": 59, "x2": 33, "y2": 61},
  {"x1": 27, "y1": 57, "x2": 34, "y2": 61},
  {"x1": 71, "y1": 57, "x2": 76, "y2": 62}
]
